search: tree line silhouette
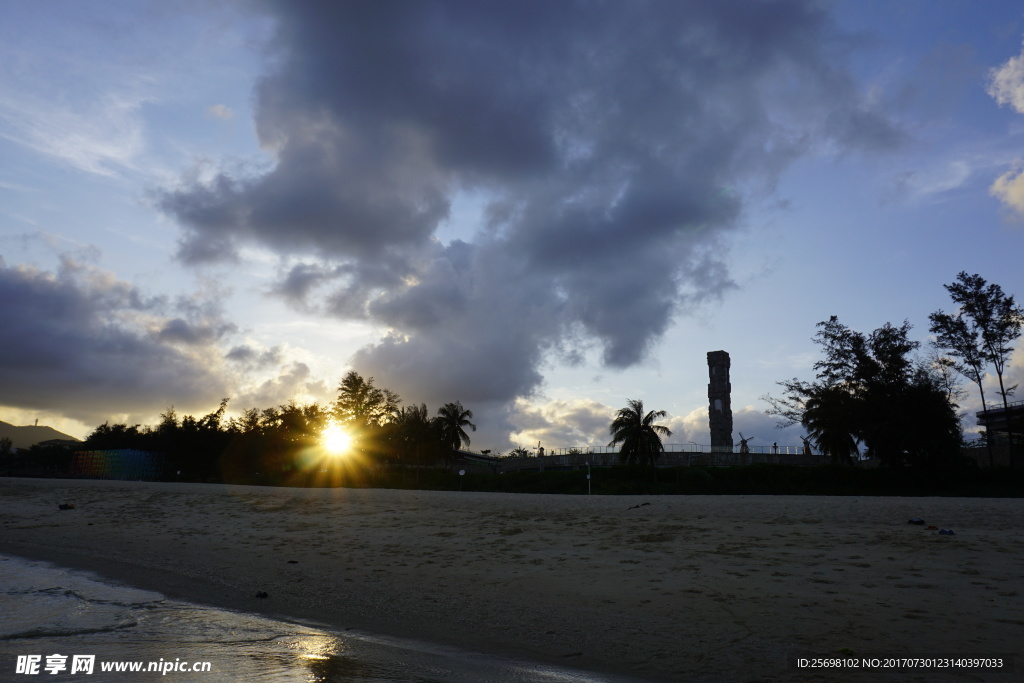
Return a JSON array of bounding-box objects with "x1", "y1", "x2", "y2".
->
[
  {"x1": 82, "y1": 371, "x2": 476, "y2": 485},
  {"x1": 764, "y1": 272, "x2": 1022, "y2": 469},
  {"x1": 22, "y1": 271, "x2": 1023, "y2": 486}
]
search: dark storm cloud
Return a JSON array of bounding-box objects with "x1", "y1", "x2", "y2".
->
[
  {"x1": 158, "y1": 317, "x2": 236, "y2": 345},
  {"x1": 226, "y1": 343, "x2": 284, "y2": 368},
  {"x1": 0, "y1": 256, "x2": 233, "y2": 423},
  {"x1": 159, "y1": 0, "x2": 902, "y2": 418},
  {"x1": 270, "y1": 262, "x2": 347, "y2": 308},
  {"x1": 352, "y1": 241, "x2": 551, "y2": 405}
]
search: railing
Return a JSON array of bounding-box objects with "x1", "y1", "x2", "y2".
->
[
  {"x1": 979, "y1": 399, "x2": 1024, "y2": 412},
  {"x1": 493, "y1": 450, "x2": 830, "y2": 472},
  {"x1": 493, "y1": 443, "x2": 817, "y2": 458},
  {"x1": 455, "y1": 443, "x2": 830, "y2": 474}
]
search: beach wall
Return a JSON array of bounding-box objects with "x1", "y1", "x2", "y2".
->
[{"x1": 68, "y1": 450, "x2": 165, "y2": 481}]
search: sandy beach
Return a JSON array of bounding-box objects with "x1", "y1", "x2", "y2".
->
[{"x1": 1, "y1": 478, "x2": 1021, "y2": 681}]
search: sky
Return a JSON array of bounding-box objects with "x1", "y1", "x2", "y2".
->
[{"x1": 2, "y1": 0, "x2": 1023, "y2": 454}]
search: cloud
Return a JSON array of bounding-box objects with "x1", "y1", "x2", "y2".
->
[
  {"x1": 500, "y1": 399, "x2": 812, "y2": 453},
  {"x1": 158, "y1": 317, "x2": 237, "y2": 345},
  {"x1": 668, "y1": 404, "x2": 805, "y2": 449},
  {"x1": 231, "y1": 361, "x2": 329, "y2": 411},
  {"x1": 0, "y1": 256, "x2": 235, "y2": 425},
  {"x1": 0, "y1": 253, "x2": 334, "y2": 429},
  {"x1": 988, "y1": 45, "x2": 1024, "y2": 114},
  {"x1": 226, "y1": 343, "x2": 284, "y2": 368},
  {"x1": 500, "y1": 398, "x2": 808, "y2": 455},
  {"x1": 731, "y1": 405, "x2": 806, "y2": 448},
  {"x1": 507, "y1": 398, "x2": 616, "y2": 451},
  {"x1": 158, "y1": 1, "x2": 902, "y2": 441},
  {"x1": 0, "y1": 87, "x2": 151, "y2": 178},
  {"x1": 350, "y1": 241, "x2": 554, "y2": 405},
  {"x1": 1002, "y1": 347, "x2": 1024, "y2": 413},
  {"x1": 990, "y1": 165, "x2": 1024, "y2": 218},
  {"x1": 987, "y1": 41, "x2": 1024, "y2": 218},
  {"x1": 206, "y1": 104, "x2": 235, "y2": 120}
]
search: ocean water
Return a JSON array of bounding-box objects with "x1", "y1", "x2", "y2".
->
[{"x1": 0, "y1": 555, "x2": 640, "y2": 682}]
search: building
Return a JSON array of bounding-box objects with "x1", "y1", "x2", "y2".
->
[{"x1": 975, "y1": 400, "x2": 1023, "y2": 468}]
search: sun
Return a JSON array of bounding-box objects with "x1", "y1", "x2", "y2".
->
[{"x1": 321, "y1": 422, "x2": 351, "y2": 456}]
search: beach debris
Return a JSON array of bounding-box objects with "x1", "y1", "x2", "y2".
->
[
  {"x1": 926, "y1": 525, "x2": 938, "y2": 530},
  {"x1": 908, "y1": 518, "x2": 925, "y2": 525},
  {"x1": 254, "y1": 591, "x2": 269, "y2": 598},
  {"x1": 938, "y1": 529, "x2": 955, "y2": 535},
  {"x1": 627, "y1": 502, "x2": 651, "y2": 510},
  {"x1": 58, "y1": 503, "x2": 75, "y2": 510},
  {"x1": 287, "y1": 560, "x2": 298, "y2": 564}
]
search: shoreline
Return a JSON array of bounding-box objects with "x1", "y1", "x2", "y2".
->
[{"x1": 2, "y1": 478, "x2": 1022, "y2": 681}]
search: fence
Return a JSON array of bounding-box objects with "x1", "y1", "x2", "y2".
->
[
  {"x1": 492, "y1": 449, "x2": 829, "y2": 473},
  {"x1": 980, "y1": 399, "x2": 1024, "y2": 411},
  {"x1": 510, "y1": 443, "x2": 818, "y2": 457}
]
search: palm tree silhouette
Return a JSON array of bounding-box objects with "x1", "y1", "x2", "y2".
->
[
  {"x1": 436, "y1": 401, "x2": 476, "y2": 469},
  {"x1": 395, "y1": 403, "x2": 436, "y2": 467},
  {"x1": 608, "y1": 399, "x2": 672, "y2": 466}
]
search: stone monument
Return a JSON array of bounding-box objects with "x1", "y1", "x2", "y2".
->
[{"x1": 707, "y1": 350, "x2": 734, "y2": 452}]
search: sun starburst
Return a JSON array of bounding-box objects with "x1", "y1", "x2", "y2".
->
[{"x1": 321, "y1": 422, "x2": 351, "y2": 455}]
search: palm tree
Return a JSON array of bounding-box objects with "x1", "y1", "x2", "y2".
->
[
  {"x1": 395, "y1": 403, "x2": 438, "y2": 467},
  {"x1": 436, "y1": 401, "x2": 476, "y2": 469},
  {"x1": 608, "y1": 399, "x2": 672, "y2": 466}
]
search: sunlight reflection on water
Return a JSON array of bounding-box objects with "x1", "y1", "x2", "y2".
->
[{"x1": 0, "y1": 555, "x2": 639, "y2": 682}]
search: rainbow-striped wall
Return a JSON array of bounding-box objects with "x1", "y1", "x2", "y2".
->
[{"x1": 70, "y1": 450, "x2": 164, "y2": 481}]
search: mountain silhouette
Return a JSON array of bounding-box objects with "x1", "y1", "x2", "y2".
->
[{"x1": 0, "y1": 421, "x2": 82, "y2": 450}]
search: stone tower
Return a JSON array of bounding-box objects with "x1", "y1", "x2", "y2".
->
[{"x1": 707, "y1": 350, "x2": 733, "y2": 452}]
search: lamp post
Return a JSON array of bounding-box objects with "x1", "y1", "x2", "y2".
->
[{"x1": 586, "y1": 462, "x2": 591, "y2": 495}]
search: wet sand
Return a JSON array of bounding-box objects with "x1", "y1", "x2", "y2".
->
[{"x1": 1, "y1": 478, "x2": 1021, "y2": 681}]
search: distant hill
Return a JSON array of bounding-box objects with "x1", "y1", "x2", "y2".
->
[{"x1": 0, "y1": 421, "x2": 82, "y2": 450}]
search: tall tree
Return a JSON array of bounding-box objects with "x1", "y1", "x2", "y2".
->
[
  {"x1": 394, "y1": 403, "x2": 439, "y2": 467},
  {"x1": 436, "y1": 401, "x2": 476, "y2": 469},
  {"x1": 924, "y1": 348, "x2": 969, "y2": 408},
  {"x1": 277, "y1": 401, "x2": 328, "y2": 446},
  {"x1": 334, "y1": 371, "x2": 401, "y2": 429},
  {"x1": 765, "y1": 316, "x2": 961, "y2": 468},
  {"x1": 930, "y1": 272, "x2": 1023, "y2": 467},
  {"x1": 893, "y1": 369, "x2": 963, "y2": 468},
  {"x1": 608, "y1": 399, "x2": 672, "y2": 466},
  {"x1": 801, "y1": 385, "x2": 860, "y2": 465},
  {"x1": 199, "y1": 398, "x2": 230, "y2": 433},
  {"x1": 232, "y1": 407, "x2": 263, "y2": 435}
]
